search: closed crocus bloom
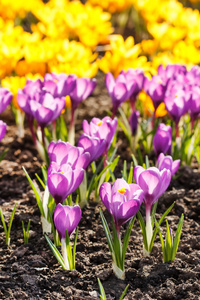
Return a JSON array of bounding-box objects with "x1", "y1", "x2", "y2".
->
[
  {"x1": 29, "y1": 93, "x2": 66, "y2": 128},
  {"x1": 69, "y1": 77, "x2": 96, "y2": 110},
  {"x1": 48, "y1": 140, "x2": 90, "y2": 169},
  {"x1": 78, "y1": 134, "x2": 106, "y2": 165},
  {"x1": 134, "y1": 166, "x2": 171, "y2": 250},
  {"x1": 164, "y1": 91, "x2": 188, "y2": 126},
  {"x1": 129, "y1": 110, "x2": 140, "y2": 136},
  {"x1": 105, "y1": 72, "x2": 132, "y2": 115},
  {"x1": 44, "y1": 73, "x2": 77, "y2": 98},
  {"x1": 156, "y1": 153, "x2": 180, "y2": 176},
  {"x1": 153, "y1": 123, "x2": 172, "y2": 156},
  {"x1": 0, "y1": 120, "x2": 7, "y2": 141},
  {"x1": 144, "y1": 75, "x2": 166, "y2": 111},
  {"x1": 134, "y1": 166, "x2": 171, "y2": 207},
  {"x1": 54, "y1": 204, "x2": 82, "y2": 239},
  {"x1": 188, "y1": 85, "x2": 200, "y2": 126},
  {"x1": 0, "y1": 87, "x2": 13, "y2": 114},
  {"x1": 47, "y1": 162, "x2": 84, "y2": 204},
  {"x1": 99, "y1": 178, "x2": 144, "y2": 234},
  {"x1": 82, "y1": 116, "x2": 117, "y2": 153}
]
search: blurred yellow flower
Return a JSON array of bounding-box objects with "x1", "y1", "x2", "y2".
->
[
  {"x1": 138, "y1": 91, "x2": 167, "y2": 118},
  {"x1": 88, "y1": 0, "x2": 134, "y2": 13}
]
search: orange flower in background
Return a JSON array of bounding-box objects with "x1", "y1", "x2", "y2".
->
[{"x1": 138, "y1": 91, "x2": 167, "y2": 118}]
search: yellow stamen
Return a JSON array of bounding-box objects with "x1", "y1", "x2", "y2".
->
[
  {"x1": 97, "y1": 121, "x2": 103, "y2": 126},
  {"x1": 118, "y1": 188, "x2": 126, "y2": 195},
  {"x1": 60, "y1": 171, "x2": 64, "y2": 175}
]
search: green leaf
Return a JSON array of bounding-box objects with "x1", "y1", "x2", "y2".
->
[
  {"x1": 86, "y1": 157, "x2": 104, "y2": 201},
  {"x1": 7, "y1": 203, "x2": 17, "y2": 245},
  {"x1": 145, "y1": 155, "x2": 150, "y2": 169},
  {"x1": 112, "y1": 219, "x2": 122, "y2": 269},
  {"x1": 72, "y1": 227, "x2": 78, "y2": 269},
  {"x1": 131, "y1": 153, "x2": 138, "y2": 167},
  {"x1": 0, "y1": 149, "x2": 8, "y2": 162},
  {"x1": 171, "y1": 214, "x2": 184, "y2": 261},
  {"x1": 65, "y1": 230, "x2": 73, "y2": 270},
  {"x1": 35, "y1": 173, "x2": 45, "y2": 190},
  {"x1": 99, "y1": 208, "x2": 114, "y2": 254},
  {"x1": 127, "y1": 162, "x2": 133, "y2": 184},
  {"x1": 97, "y1": 278, "x2": 106, "y2": 300},
  {"x1": 136, "y1": 211, "x2": 148, "y2": 250},
  {"x1": 45, "y1": 235, "x2": 66, "y2": 269},
  {"x1": 165, "y1": 220, "x2": 172, "y2": 262},
  {"x1": 23, "y1": 167, "x2": 45, "y2": 217},
  {"x1": 122, "y1": 217, "x2": 135, "y2": 265},
  {"x1": 119, "y1": 284, "x2": 129, "y2": 300},
  {"x1": 149, "y1": 202, "x2": 174, "y2": 252},
  {"x1": 0, "y1": 208, "x2": 8, "y2": 237},
  {"x1": 104, "y1": 155, "x2": 119, "y2": 183},
  {"x1": 41, "y1": 165, "x2": 47, "y2": 183},
  {"x1": 122, "y1": 160, "x2": 127, "y2": 181}
]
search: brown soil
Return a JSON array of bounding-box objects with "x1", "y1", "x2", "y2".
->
[{"x1": 0, "y1": 73, "x2": 200, "y2": 299}]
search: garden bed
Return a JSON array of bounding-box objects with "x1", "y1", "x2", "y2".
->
[{"x1": 0, "y1": 76, "x2": 200, "y2": 300}]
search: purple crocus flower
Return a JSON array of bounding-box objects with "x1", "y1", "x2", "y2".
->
[
  {"x1": 156, "y1": 153, "x2": 180, "y2": 176},
  {"x1": 120, "y1": 69, "x2": 144, "y2": 111},
  {"x1": 188, "y1": 85, "x2": 200, "y2": 127},
  {"x1": 82, "y1": 116, "x2": 117, "y2": 153},
  {"x1": 157, "y1": 64, "x2": 187, "y2": 84},
  {"x1": 0, "y1": 120, "x2": 7, "y2": 141},
  {"x1": 0, "y1": 88, "x2": 13, "y2": 114},
  {"x1": 153, "y1": 123, "x2": 172, "y2": 156},
  {"x1": 47, "y1": 161, "x2": 84, "y2": 204},
  {"x1": 54, "y1": 203, "x2": 82, "y2": 239},
  {"x1": 69, "y1": 77, "x2": 96, "y2": 111},
  {"x1": 105, "y1": 72, "x2": 135, "y2": 115},
  {"x1": 48, "y1": 140, "x2": 90, "y2": 169},
  {"x1": 134, "y1": 166, "x2": 171, "y2": 249},
  {"x1": 44, "y1": 73, "x2": 77, "y2": 98},
  {"x1": 164, "y1": 91, "x2": 188, "y2": 132},
  {"x1": 144, "y1": 75, "x2": 166, "y2": 111},
  {"x1": 99, "y1": 178, "x2": 144, "y2": 235},
  {"x1": 29, "y1": 92, "x2": 66, "y2": 128},
  {"x1": 78, "y1": 135, "x2": 106, "y2": 165},
  {"x1": 129, "y1": 110, "x2": 140, "y2": 136}
]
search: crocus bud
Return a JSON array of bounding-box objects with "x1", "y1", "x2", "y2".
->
[
  {"x1": 99, "y1": 178, "x2": 144, "y2": 234},
  {"x1": 129, "y1": 110, "x2": 140, "y2": 135},
  {"x1": 153, "y1": 123, "x2": 172, "y2": 156},
  {"x1": 0, "y1": 88, "x2": 13, "y2": 114},
  {"x1": 156, "y1": 153, "x2": 180, "y2": 176},
  {"x1": 54, "y1": 204, "x2": 82, "y2": 239},
  {"x1": 0, "y1": 120, "x2": 7, "y2": 141}
]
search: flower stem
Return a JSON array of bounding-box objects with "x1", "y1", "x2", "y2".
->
[
  {"x1": 68, "y1": 108, "x2": 75, "y2": 145},
  {"x1": 145, "y1": 203, "x2": 152, "y2": 255},
  {"x1": 61, "y1": 238, "x2": 70, "y2": 270}
]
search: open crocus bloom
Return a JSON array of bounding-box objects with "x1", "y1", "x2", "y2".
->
[
  {"x1": 0, "y1": 120, "x2": 7, "y2": 142},
  {"x1": 48, "y1": 140, "x2": 90, "y2": 169},
  {"x1": 82, "y1": 116, "x2": 117, "y2": 153},
  {"x1": 47, "y1": 162, "x2": 84, "y2": 204},
  {"x1": 0, "y1": 87, "x2": 13, "y2": 114},
  {"x1": 134, "y1": 166, "x2": 171, "y2": 207},
  {"x1": 153, "y1": 123, "x2": 172, "y2": 156},
  {"x1": 99, "y1": 178, "x2": 144, "y2": 233},
  {"x1": 54, "y1": 203, "x2": 82, "y2": 239},
  {"x1": 156, "y1": 153, "x2": 180, "y2": 176}
]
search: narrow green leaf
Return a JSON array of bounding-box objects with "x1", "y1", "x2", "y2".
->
[
  {"x1": 136, "y1": 211, "x2": 148, "y2": 250},
  {"x1": 145, "y1": 155, "x2": 150, "y2": 169},
  {"x1": 0, "y1": 208, "x2": 8, "y2": 237},
  {"x1": 112, "y1": 219, "x2": 122, "y2": 269},
  {"x1": 104, "y1": 155, "x2": 119, "y2": 183},
  {"x1": 35, "y1": 173, "x2": 45, "y2": 190},
  {"x1": 72, "y1": 227, "x2": 78, "y2": 269},
  {"x1": 122, "y1": 217, "x2": 135, "y2": 265},
  {"x1": 99, "y1": 208, "x2": 114, "y2": 254},
  {"x1": 0, "y1": 149, "x2": 8, "y2": 162},
  {"x1": 97, "y1": 278, "x2": 107, "y2": 300},
  {"x1": 23, "y1": 166, "x2": 45, "y2": 217},
  {"x1": 119, "y1": 284, "x2": 129, "y2": 300},
  {"x1": 65, "y1": 230, "x2": 73, "y2": 270},
  {"x1": 149, "y1": 202, "x2": 175, "y2": 252},
  {"x1": 45, "y1": 235, "x2": 66, "y2": 269},
  {"x1": 122, "y1": 160, "x2": 127, "y2": 181},
  {"x1": 7, "y1": 203, "x2": 17, "y2": 245},
  {"x1": 131, "y1": 153, "x2": 138, "y2": 167},
  {"x1": 171, "y1": 214, "x2": 184, "y2": 261},
  {"x1": 165, "y1": 220, "x2": 172, "y2": 262},
  {"x1": 127, "y1": 162, "x2": 133, "y2": 184},
  {"x1": 86, "y1": 158, "x2": 104, "y2": 200},
  {"x1": 41, "y1": 165, "x2": 47, "y2": 183}
]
